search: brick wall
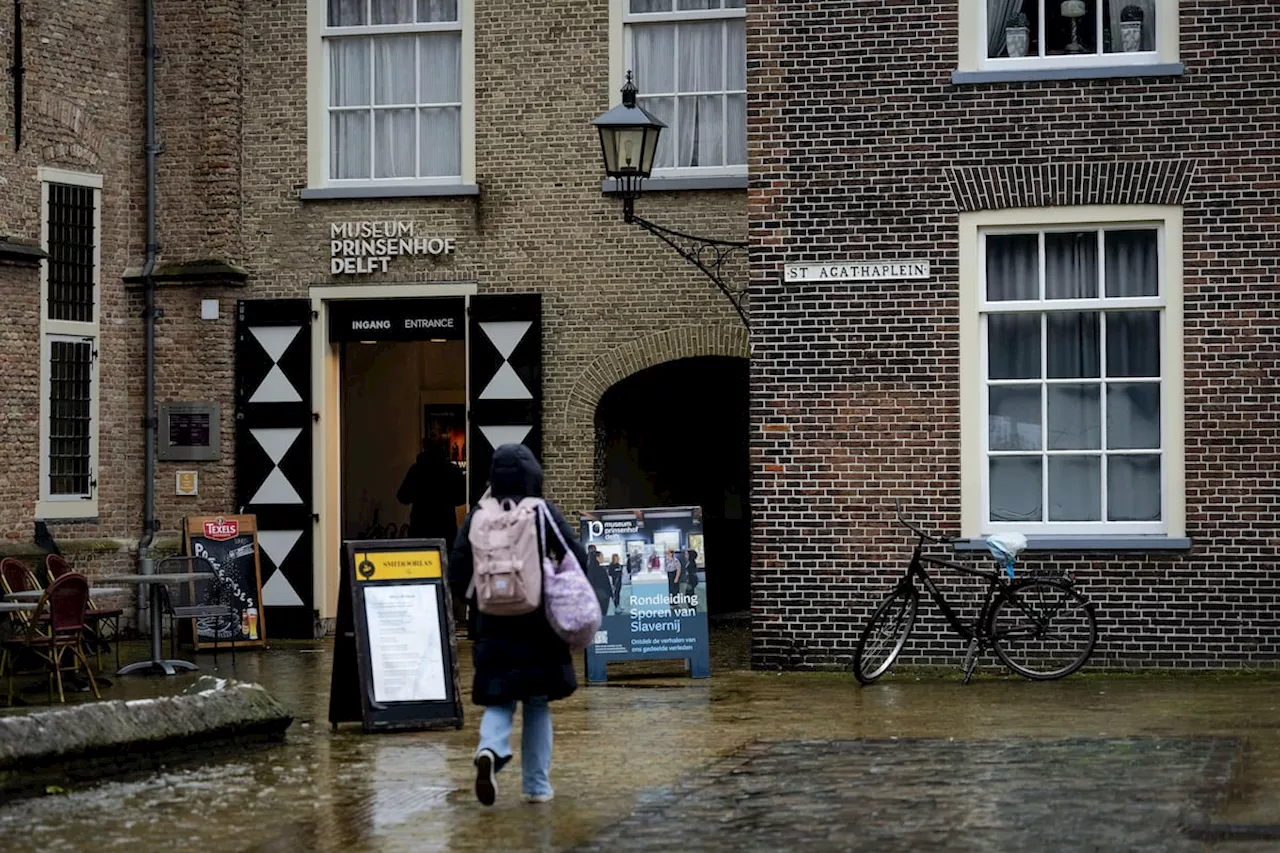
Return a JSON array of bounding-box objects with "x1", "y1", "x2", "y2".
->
[
  {"x1": 748, "y1": 1, "x2": 1280, "y2": 670},
  {"x1": 0, "y1": 0, "x2": 749, "y2": 626},
  {"x1": 0, "y1": 1, "x2": 145, "y2": 607}
]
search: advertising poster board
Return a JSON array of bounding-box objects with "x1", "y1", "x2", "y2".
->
[
  {"x1": 580, "y1": 506, "x2": 710, "y2": 682},
  {"x1": 182, "y1": 515, "x2": 266, "y2": 649},
  {"x1": 328, "y1": 538, "x2": 463, "y2": 733}
]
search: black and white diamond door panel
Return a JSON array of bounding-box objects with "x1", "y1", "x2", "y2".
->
[
  {"x1": 468, "y1": 294, "x2": 542, "y2": 505},
  {"x1": 236, "y1": 299, "x2": 314, "y2": 639}
]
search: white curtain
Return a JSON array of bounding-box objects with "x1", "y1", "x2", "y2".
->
[
  {"x1": 420, "y1": 33, "x2": 461, "y2": 176},
  {"x1": 677, "y1": 22, "x2": 722, "y2": 167},
  {"x1": 418, "y1": 0, "x2": 458, "y2": 22},
  {"x1": 373, "y1": 37, "x2": 415, "y2": 178},
  {"x1": 328, "y1": 0, "x2": 364, "y2": 26},
  {"x1": 1107, "y1": 0, "x2": 1156, "y2": 52},
  {"x1": 330, "y1": 38, "x2": 371, "y2": 179},
  {"x1": 329, "y1": 32, "x2": 460, "y2": 179},
  {"x1": 630, "y1": 17, "x2": 744, "y2": 169},
  {"x1": 988, "y1": 0, "x2": 1026, "y2": 58},
  {"x1": 372, "y1": 0, "x2": 414, "y2": 25}
]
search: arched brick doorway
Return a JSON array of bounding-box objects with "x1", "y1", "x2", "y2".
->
[{"x1": 594, "y1": 355, "x2": 750, "y2": 616}]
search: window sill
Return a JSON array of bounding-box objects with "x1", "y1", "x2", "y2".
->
[
  {"x1": 952, "y1": 63, "x2": 1184, "y2": 85},
  {"x1": 35, "y1": 502, "x2": 99, "y2": 522},
  {"x1": 602, "y1": 175, "x2": 747, "y2": 194},
  {"x1": 299, "y1": 184, "x2": 480, "y2": 201},
  {"x1": 955, "y1": 535, "x2": 1191, "y2": 553}
]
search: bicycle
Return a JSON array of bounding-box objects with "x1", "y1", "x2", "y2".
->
[{"x1": 852, "y1": 504, "x2": 1098, "y2": 685}]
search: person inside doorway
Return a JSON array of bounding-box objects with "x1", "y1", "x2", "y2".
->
[{"x1": 397, "y1": 438, "x2": 466, "y2": 542}]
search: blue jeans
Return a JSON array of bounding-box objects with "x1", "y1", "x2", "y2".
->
[{"x1": 476, "y1": 697, "x2": 553, "y2": 797}]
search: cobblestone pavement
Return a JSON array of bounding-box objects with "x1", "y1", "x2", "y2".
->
[
  {"x1": 0, "y1": 631, "x2": 1278, "y2": 852},
  {"x1": 574, "y1": 737, "x2": 1240, "y2": 853}
]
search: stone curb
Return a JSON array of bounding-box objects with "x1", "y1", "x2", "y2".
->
[{"x1": 0, "y1": 677, "x2": 293, "y2": 800}]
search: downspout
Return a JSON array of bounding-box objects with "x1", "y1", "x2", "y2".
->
[{"x1": 139, "y1": 0, "x2": 159, "y2": 593}]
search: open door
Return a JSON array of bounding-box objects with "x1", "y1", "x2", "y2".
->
[
  {"x1": 468, "y1": 294, "x2": 542, "y2": 505},
  {"x1": 236, "y1": 299, "x2": 315, "y2": 638}
]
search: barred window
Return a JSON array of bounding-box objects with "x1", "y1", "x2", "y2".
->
[
  {"x1": 48, "y1": 338, "x2": 94, "y2": 496},
  {"x1": 39, "y1": 170, "x2": 100, "y2": 514},
  {"x1": 46, "y1": 183, "x2": 97, "y2": 323}
]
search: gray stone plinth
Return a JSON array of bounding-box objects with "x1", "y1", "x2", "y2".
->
[{"x1": 0, "y1": 677, "x2": 293, "y2": 799}]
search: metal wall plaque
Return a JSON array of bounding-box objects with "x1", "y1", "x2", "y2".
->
[{"x1": 158, "y1": 402, "x2": 221, "y2": 461}]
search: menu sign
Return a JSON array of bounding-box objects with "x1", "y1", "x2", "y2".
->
[
  {"x1": 329, "y1": 539, "x2": 463, "y2": 733},
  {"x1": 182, "y1": 514, "x2": 266, "y2": 649}
]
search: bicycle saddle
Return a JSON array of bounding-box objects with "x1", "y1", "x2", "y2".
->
[{"x1": 985, "y1": 533, "x2": 1028, "y2": 564}]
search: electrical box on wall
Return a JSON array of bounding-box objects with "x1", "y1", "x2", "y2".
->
[{"x1": 157, "y1": 402, "x2": 221, "y2": 461}]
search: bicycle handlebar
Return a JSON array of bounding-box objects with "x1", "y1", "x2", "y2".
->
[{"x1": 894, "y1": 499, "x2": 953, "y2": 545}]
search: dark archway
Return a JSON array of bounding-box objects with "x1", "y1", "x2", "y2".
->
[{"x1": 594, "y1": 356, "x2": 750, "y2": 615}]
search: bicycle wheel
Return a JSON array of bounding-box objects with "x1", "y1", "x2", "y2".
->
[
  {"x1": 990, "y1": 579, "x2": 1097, "y2": 680},
  {"x1": 853, "y1": 585, "x2": 918, "y2": 685}
]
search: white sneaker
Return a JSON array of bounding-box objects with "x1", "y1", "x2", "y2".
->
[
  {"x1": 522, "y1": 791, "x2": 554, "y2": 804},
  {"x1": 474, "y1": 750, "x2": 497, "y2": 806}
]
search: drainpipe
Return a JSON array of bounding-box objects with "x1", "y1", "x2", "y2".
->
[{"x1": 138, "y1": 0, "x2": 159, "y2": 630}]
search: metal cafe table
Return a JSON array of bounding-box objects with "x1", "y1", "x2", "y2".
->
[
  {"x1": 0, "y1": 601, "x2": 36, "y2": 614},
  {"x1": 100, "y1": 571, "x2": 214, "y2": 675},
  {"x1": 4, "y1": 587, "x2": 127, "y2": 601}
]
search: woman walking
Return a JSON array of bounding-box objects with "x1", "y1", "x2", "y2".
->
[{"x1": 448, "y1": 443, "x2": 589, "y2": 806}]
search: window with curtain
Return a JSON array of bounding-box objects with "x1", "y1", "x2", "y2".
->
[
  {"x1": 624, "y1": 0, "x2": 746, "y2": 173},
  {"x1": 984, "y1": 0, "x2": 1159, "y2": 65},
  {"x1": 326, "y1": 0, "x2": 462, "y2": 182},
  {"x1": 982, "y1": 227, "x2": 1165, "y2": 532}
]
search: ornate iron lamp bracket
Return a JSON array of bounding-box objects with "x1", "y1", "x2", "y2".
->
[{"x1": 624, "y1": 200, "x2": 750, "y2": 328}]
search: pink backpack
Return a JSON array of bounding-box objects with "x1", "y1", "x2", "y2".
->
[{"x1": 467, "y1": 496, "x2": 543, "y2": 616}]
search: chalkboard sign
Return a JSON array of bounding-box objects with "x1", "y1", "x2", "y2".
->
[
  {"x1": 182, "y1": 514, "x2": 267, "y2": 650},
  {"x1": 329, "y1": 538, "x2": 463, "y2": 733}
]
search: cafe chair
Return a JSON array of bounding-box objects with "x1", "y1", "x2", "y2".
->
[
  {"x1": 2, "y1": 572, "x2": 100, "y2": 705},
  {"x1": 0, "y1": 558, "x2": 44, "y2": 630},
  {"x1": 1, "y1": 557, "x2": 39, "y2": 597},
  {"x1": 156, "y1": 556, "x2": 238, "y2": 670},
  {"x1": 48, "y1": 554, "x2": 125, "y2": 671}
]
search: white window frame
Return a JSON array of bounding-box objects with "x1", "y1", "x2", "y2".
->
[
  {"x1": 959, "y1": 205, "x2": 1184, "y2": 540},
  {"x1": 37, "y1": 167, "x2": 102, "y2": 520},
  {"x1": 959, "y1": 1, "x2": 1179, "y2": 73},
  {"x1": 306, "y1": 0, "x2": 475, "y2": 190},
  {"x1": 611, "y1": 0, "x2": 747, "y2": 179}
]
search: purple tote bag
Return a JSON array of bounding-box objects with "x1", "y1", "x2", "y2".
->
[{"x1": 537, "y1": 504, "x2": 602, "y2": 651}]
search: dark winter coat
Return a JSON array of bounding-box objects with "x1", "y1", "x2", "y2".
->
[
  {"x1": 448, "y1": 443, "x2": 589, "y2": 706},
  {"x1": 397, "y1": 448, "x2": 466, "y2": 542}
]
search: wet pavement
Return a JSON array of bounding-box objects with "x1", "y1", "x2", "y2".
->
[{"x1": 1, "y1": 628, "x2": 1279, "y2": 852}]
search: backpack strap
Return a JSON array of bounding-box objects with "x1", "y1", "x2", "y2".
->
[{"x1": 536, "y1": 502, "x2": 573, "y2": 574}]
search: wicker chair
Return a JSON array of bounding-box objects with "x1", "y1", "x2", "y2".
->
[
  {"x1": 48, "y1": 554, "x2": 124, "y2": 671},
  {"x1": 2, "y1": 573, "x2": 100, "y2": 704}
]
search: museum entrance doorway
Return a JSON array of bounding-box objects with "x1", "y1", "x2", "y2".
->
[
  {"x1": 594, "y1": 356, "x2": 750, "y2": 616},
  {"x1": 330, "y1": 298, "x2": 469, "y2": 544}
]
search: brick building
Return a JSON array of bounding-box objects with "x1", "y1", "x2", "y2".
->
[
  {"x1": 749, "y1": 2, "x2": 1280, "y2": 669},
  {"x1": 0, "y1": 0, "x2": 753, "y2": 637}
]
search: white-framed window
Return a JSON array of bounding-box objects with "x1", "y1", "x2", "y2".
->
[
  {"x1": 313, "y1": 0, "x2": 472, "y2": 186},
  {"x1": 959, "y1": 206, "x2": 1184, "y2": 539},
  {"x1": 618, "y1": 0, "x2": 746, "y2": 176},
  {"x1": 37, "y1": 168, "x2": 101, "y2": 519},
  {"x1": 976, "y1": 0, "x2": 1174, "y2": 71}
]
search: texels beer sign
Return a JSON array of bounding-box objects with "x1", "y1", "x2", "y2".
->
[{"x1": 204, "y1": 517, "x2": 239, "y2": 541}]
